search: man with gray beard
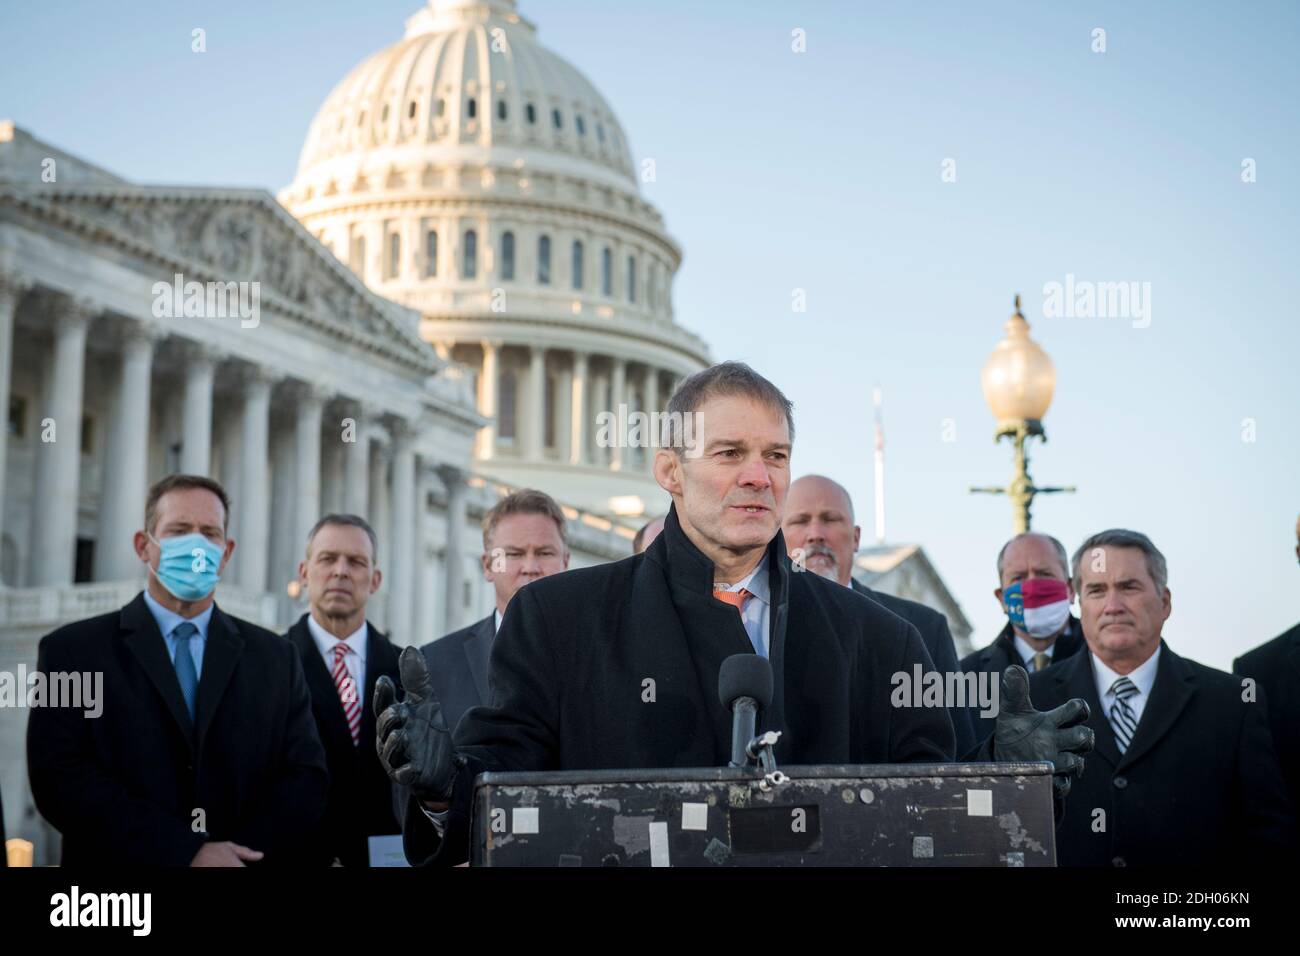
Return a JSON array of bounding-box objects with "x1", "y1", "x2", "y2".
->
[{"x1": 782, "y1": 474, "x2": 976, "y2": 755}]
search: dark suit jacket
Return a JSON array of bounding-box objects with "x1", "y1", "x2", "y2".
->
[
  {"x1": 1235, "y1": 622, "x2": 1300, "y2": 816},
  {"x1": 422, "y1": 613, "x2": 495, "y2": 733},
  {"x1": 403, "y1": 504, "x2": 954, "y2": 865},
  {"x1": 1029, "y1": 641, "x2": 1294, "y2": 866},
  {"x1": 27, "y1": 592, "x2": 329, "y2": 866},
  {"x1": 287, "y1": 614, "x2": 402, "y2": 866},
  {"x1": 851, "y1": 578, "x2": 975, "y2": 756},
  {"x1": 962, "y1": 616, "x2": 1085, "y2": 746}
]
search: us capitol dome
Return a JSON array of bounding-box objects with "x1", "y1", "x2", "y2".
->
[{"x1": 279, "y1": 0, "x2": 710, "y2": 518}]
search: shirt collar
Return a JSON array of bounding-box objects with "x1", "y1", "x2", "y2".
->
[
  {"x1": 715, "y1": 559, "x2": 770, "y2": 606},
  {"x1": 1013, "y1": 632, "x2": 1052, "y2": 665},
  {"x1": 493, "y1": 608, "x2": 503, "y2": 633},
  {"x1": 1092, "y1": 643, "x2": 1161, "y2": 702},
  {"x1": 142, "y1": 588, "x2": 214, "y2": 640},
  {"x1": 306, "y1": 612, "x2": 368, "y2": 663}
]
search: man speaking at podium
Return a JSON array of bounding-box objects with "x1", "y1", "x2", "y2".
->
[{"x1": 376, "y1": 362, "x2": 1092, "y2": 866}]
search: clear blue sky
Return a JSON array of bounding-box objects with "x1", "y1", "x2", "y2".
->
[{"x1": 3, "y1": 1, "x2": 1297, "y2": 669}]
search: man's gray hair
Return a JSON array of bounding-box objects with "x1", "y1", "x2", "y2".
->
[
  {"x1": 306, "y1": 513, "x2": 378, "y2": 561},
  {"x1": 1070, "y1": 528, "x2": 1168, "y2": 593},
  {"x1": 663, "y1": 361, "x2": 795, "y2": 450},
  {"x1": 996, "y1": 532, "x2": 1069, "y2": 582}
]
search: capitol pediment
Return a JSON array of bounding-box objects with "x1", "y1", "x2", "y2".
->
[{"x1": 6, "y1": 183, "x2": 440, "y2": 374}]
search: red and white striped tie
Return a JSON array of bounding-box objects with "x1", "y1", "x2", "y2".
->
[{"x1": 331, "y1": 642, "x2": 362, "y2": 746}]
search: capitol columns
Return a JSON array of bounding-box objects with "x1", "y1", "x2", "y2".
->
[
  {"x1": 344, "y1": 402, "x2": 375, "y2": 516},
  {"x1": 237, "y1": 365, "x2": 280, "y2": 592},
  {"x1": 31, "y1": 296, "x2": 97, "y2": 586},
  {"x1": 609, "y1": 357, "x2": 626, "y2": 471},
  {"x1": 0, "y1": 267, "x2": 33, "y2": 581},
  {"x1": 413, "y1": 463, "x2": 437, "y2": 646},
  {"x1": 477, "y1": 340, "x2": 499, "y2": 459},
  {"x1": 180, "y1": 343, "x2": 221, "y2": 476},
  {"x1": 387, "y1": 420, "x2": 417, "y2": 642},
  {"x1": 643, "y1": 365, "x2": 659, "y2": 471},
  {"x1": 217, "y1": 391, "x2": 243, "y2": 541},
  {"x1": 570, "y1": 351, "x2": 588, "y2": 466},
  {"x1": 293, "y1": 383, "x2": 329, "y2": 556},
  {"x1": 644, "y1": 365, "x2": 659, "y2": 419},
  {"x1": 525, "y1": 346, "x2": 545, "y2": 459},
  {"x1": 555, "y1": 359, "x2": 573, "y2": 461},
  {"x1": 369, "y1": 426, "x2": 392, "y2": 600},
  {"x1": 269, "y1": 409, "x2": 297, "y2": 605},
  {"x1": 96, "y1": 321, "x2": 164, "y2": 582},
  {"x1": 321, "y1": 405, "x2": 346, "y2": 513},
  {"x1": 438, "y1": 462, "x2": 468, "y2": 633}
]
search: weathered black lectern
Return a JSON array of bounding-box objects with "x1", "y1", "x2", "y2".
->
[{"x1": 471, "y1": 762, "x2": 1056, "y2": 866}]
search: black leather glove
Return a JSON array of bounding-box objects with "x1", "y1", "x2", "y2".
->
[
  {"x1": 993, "y1": 665, "x2": 1094, "y2": 800},
  {"x1": 373, "y1": 647, "x2": 461, "y2": 802}
]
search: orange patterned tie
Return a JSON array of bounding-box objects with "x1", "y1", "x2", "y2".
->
[{"x1": 714, "y1": 588, "x2": 752, "y2": 614}]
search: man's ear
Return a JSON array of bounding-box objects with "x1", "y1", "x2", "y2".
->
[
  {"x1": 852, "y1": 524, "x2": 861, "y2": 550},
  {"x1": 653, "y1": 448, "x2": 681, "y2": 496},
  {"x1": 370, "y1": 568, "x2": 383, "y2": 594},
  {"x1": 218, "y1": 538, "x2": 236, "y2": 573},
  {"x1": 481, "y1": 551, "x2": 494, "y2": 581},
  {"x1": 133, "y1": 530, "x2": 152, "y2": 565},
  {"x1": 993, "y1": 587, "x2": 1005, "y2": 609}
]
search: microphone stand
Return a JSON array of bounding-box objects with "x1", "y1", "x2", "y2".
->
[{"x1": 726, "y1": 693, "x2": 787, "y2": 791}]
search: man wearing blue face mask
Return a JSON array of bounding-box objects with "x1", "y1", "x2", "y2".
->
[
  {"x1": 27, "y1": 473, "x2": 329, "y2": 866},
  {"x1": 961, "y1": 532, "x2": 1086, "y2": 746}
]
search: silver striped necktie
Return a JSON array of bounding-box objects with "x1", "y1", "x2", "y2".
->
[{"x1": 1108, "y1": 676, "x2": 1140, "y2": 754}]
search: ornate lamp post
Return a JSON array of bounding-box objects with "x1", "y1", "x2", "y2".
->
[{"x1": 970, "y1": 295, "x2": 1075, "y2": 533}]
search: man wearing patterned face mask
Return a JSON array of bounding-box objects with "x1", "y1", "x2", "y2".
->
[
  {"x1": 961, "y1": 532, "x2": 1086, "y2": 745},
  {"x1": 27, "y1": 474, "x2": 327, "y2": 866}
]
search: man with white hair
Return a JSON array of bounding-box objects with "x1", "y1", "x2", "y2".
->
[{"x1": 1027, "y1": 528, "x2": 1293, "y2": 865}]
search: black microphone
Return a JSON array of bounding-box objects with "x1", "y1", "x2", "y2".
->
[{"x1": 718, "y1": 655, "x2": 773, "y2": 768}]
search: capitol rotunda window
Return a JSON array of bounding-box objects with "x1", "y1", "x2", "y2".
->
[
  {"x1": 425, "y1": 230, "x2": 438, "y2": 277},
  {"x1": 501, "y1": 231, "x2": 515, "y2": 280},
  {"x1": 572, "y1": 240, "x2": 584, "y2": 290},
  {"x1": 463, "y1": 229, "x2": 478, "y2": 279},
  {"x1": 537, "y1": 235, "x2": 551, "y2": 285}
]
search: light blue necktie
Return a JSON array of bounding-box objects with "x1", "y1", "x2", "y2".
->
[{"x1": 172, "y1": 622, "x2": 199, "y2": 720}]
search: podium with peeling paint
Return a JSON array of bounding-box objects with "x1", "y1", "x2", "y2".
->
[{"x1": 471, "y1": 763, "x2": 1056, "y2": 867}]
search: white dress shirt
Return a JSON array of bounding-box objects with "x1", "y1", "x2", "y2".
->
[
  {"x1": 1013, "y1": 633, "x2": 1053, "y2": 667},
  {"x1": 493, "y1": 608, "x2": 502, "y2": 633},
  {"x1": 1091, "y1": 644, "x2": 1162, "y2": 728},
  {"x1": 307, "y1": 613, "x2": 369, "y2": 708},
  {"x1": 714, "y1": 561, "x2": 771, "y2": 658}
]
